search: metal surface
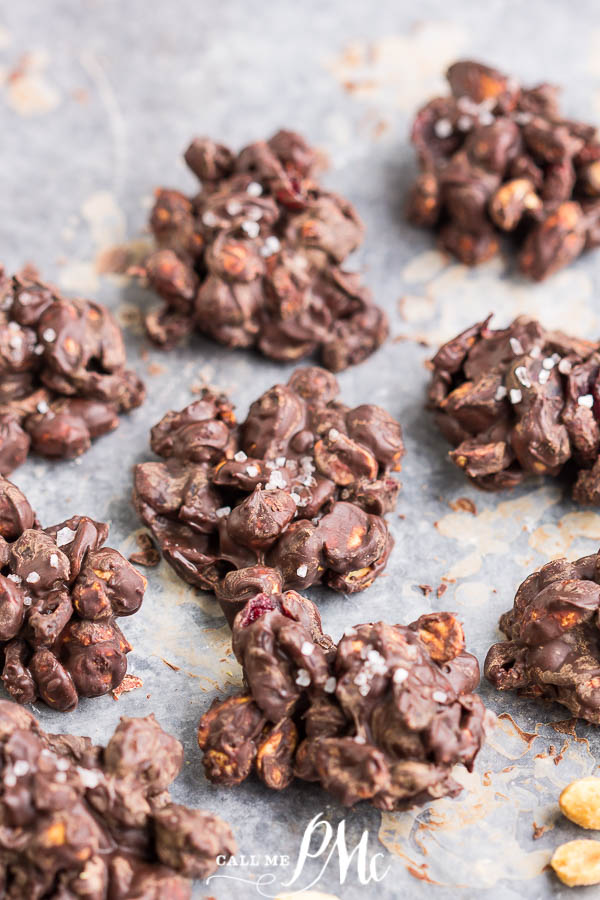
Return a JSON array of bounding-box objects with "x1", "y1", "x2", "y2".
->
[{"x1": 2, "y1": 1, "x2": 600, "y2": 896}]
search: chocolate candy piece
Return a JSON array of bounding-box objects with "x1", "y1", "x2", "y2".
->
[
  {"x1": 0, "y1": 701, "x2": 234, "y2": 896},
  {"x1": 198, "y1": 590, "x2": 487, "y2": 809},
  {"x1": 428, "y1": 314, "x2": 600, "y2": 502},
  {"x1": 407, "y1": 59, "x2": 600, "y2": 279},
  {"x1": 0, "y1": 266, "x2": 145, "y2": 475},
  {"x1": 133, "y1": 366, "x2": 404, "y2": 613},
  {"x1": 485, "y1": 553, "x2": 600, "y2": 723},
  {"x1": 0, "y1": 476, "x2": 146, "y2": 711},
  {"x1": 140, "y1": 130, "x2": 388, "y2": 369}
]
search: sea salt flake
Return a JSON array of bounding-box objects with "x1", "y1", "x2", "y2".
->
[
  {"x1": 434, "y1": 118, "x2": 453, "y2": 138},
  {"x1": 358, "y1": 684, "x2": 370, "y2": 697},
  {"x1": 509, "y1": 337, "x2": 524, "y2": 355},
  {"x1": 42, "y1": 328, "x2": 56, "y2": 342},
  {"x1": 514, "y1": 366, "x2": 531, "y2": 388},
  {"x1": 276, "y1": 457, "x2": 286, "y2": 467},
  {"x1": 538, "y1": 369, "x2": 551, "y2": 385},
  {"x1": 578, "y1": 394, "x2": 594, "y2": 409},
  {"x1": 296, "y1": 565, "x2": 308, "y2": 578},
  {"x1": 246, "y1": 465, "x2": 259, "y2": 477},
  {"x1": 494, "y1": 385, "x2": 507, "y2": 401},
  {"x1": 26, "y1": 572, "x2": 40, "y2": 584},
  {"x1": 241, "y1": 220, "x2": 260, "y2": 239},
  {"x1": 558, "y1": 358, "x2": 572, "y2": 374},
  {"x1": 78, "y1": 767, "x2": 100, "y2": 788},
  {"x1": 55, "y1": 772, "x2": 67, "y2": 783},
  {"x1": 328, "y1": 428, "x2": 339, "y2": 441},
  {"x1": 246, "y1": 181, "x2": 263, "y2": 197},
  {"x1": 509, "y1": 388, "x2": 522, "y2": 404},
  {"x1": 296, "y1": 668, "x2": 311, "y2": 687},
  {"x1": 324, "y1": 676, "x2": 336, "y2": 693},
  {"x1": 354, "y1": 735, "x2": 366, "y2": 744},
  {"x1": 23, "y1": 596, "x2": 32, "y2": 606},
  {"x1": 393, "y1": 668, "x2": 408, "y2": 684},
  {"x1": 56, "y1": 758, "x2": 70, "y2": 771},
  {"x1": 56, "y1": 527, "x2": 75, "y2": 546},
  {"x1": 542, "y1": 357, "x2": 555, "y2": 370},
  {"x1": 216, "y1": 506, "x2": 231, "y2": 518},
  {"x1": 226, "y1": 200, "x2": 242, "y2": 216},
  {"x1": 432, "y1": 690, "x2": 447, "y2": 703},
  {"x1": 49, "y1": 553, "x2": 59, "y2": 568},
  {"x1": 234, "y1": 451, "x2": 247, "y2": 462},
  {"x1": 529, "y1": 345, "x2": 541, "y2": 359},
  {"x1": 37, "y1": 400, "x2": 49, "y2": 414},
  {"x1": 7, "y1": 574, "x2": 21, "y2": 584},
  {"x1": 291, "y1": 492, "x2": 301, "y2": 504},
  {"x1": 260, "y1": 236, "x2": 281, "y2": 257},
  {"x1": 457, "y1": 115, "x2": 472, "y2": 131},
  {"x1": 13, "y1": 761, "x2": 29, "y2": 777},
  {"x1": 202, "y1": 210, "x2": 218, "y2": 227},
  {"x1": 301, "y1": 641, "x2": 314, "y2": 656},
  {"x1": 4, "y1": 774, "x2": 16, "y2": 787}
]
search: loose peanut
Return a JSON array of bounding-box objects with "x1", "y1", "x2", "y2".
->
[
  {"x1": 559, "y1": 777, "x2": 600, "y2": 829},
  {"x1": 551, "y1": 839, "x2": 600, "y2": 886}
]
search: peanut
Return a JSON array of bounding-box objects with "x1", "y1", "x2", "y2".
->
[
  {"x1": 551, "y1": 839, "x2": 600, "y2": 886},
  {"x1": 559, "y1": 777, "x2": 600, "y2": 829}
]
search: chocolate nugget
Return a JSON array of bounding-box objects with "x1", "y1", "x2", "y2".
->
[
  {"x1": 141, "y1": 130, "x2": 388, "y2": 370},
  {"x1": 407, "y1": 59, "x2": 600, "y2": 278},
  {"x1": 0, "y1": 701, "x2": 234, "y2": 897},
  {"x1": 133, "y1": 366, "x2": 404, "y2": 621},
  {"x1": 198, "y1": 590, "x2": 488, "y2": 809},
  {"x1": 0, "y1": 476, "x2": 145, "y2": 711},
  {"x1": 428, "y1": 314, "x2": 600, "y2": 502},
  {"x1": 486, "y1": 550, "x2": 600, "y2": 723},
  {"x1": 0, "y1": 266, "x2": 145, "y2": 475}
]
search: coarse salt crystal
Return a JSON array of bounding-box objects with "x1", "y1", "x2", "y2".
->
[
  {"x1": 457, "y1": 115, "x2": 472, "y2": 131},
  {"x1": 241, "y1": 220, "x2": 260, "y2": 239},
  {"x1": 558, "y1": 358, "x2": 572, "y2": 374},
  {"x1": 246, "y1": 181, "x2": 263, "y2": 197},
  {"x1": 328, "y1": 428, "x2": 339, "y2": 441},
  {"x1": 354, "y1": 735, "x2": 366, "y2": 744},
  {"x1": 494, "y1": 385, "x2": 507, "y2": 401},
  {"x1": 13, "y1": 761, "x2": 29, "y2": 777},
  {"x1": 226, "y1": 200, "x2": 242, "y2": 216},
  {"x1": 301, "y1": 641, "x2": 314, "y2": 656},
  {"x1": 478, "y1": 111, "x2": 494, "y2": 126},
  {"x1": 56, "y1": 527, "x2": 75, "y2": 547},
  {"x1": 393, "y1": 668, "x2": 408, "y2": 684},
  {"x1": 234, "y1": 451, "x2": 247, "y2": 462},
  {"x1": 529, "y1": 345, "x2": 541, "y2": 359},
  {"x1": 276, "y1": 457, "x2": 286, "y2": 467},
  {"x1": 78, "y1": 767, "x2": 100, "y2": 789},
  {"x1": 246, "y1": 465, "x2": 259, "y2": 477},
  {"x1": 260, "y1": 236, "x2": 281, "y2": 257},
  {"x1": 514, "y1": 366, "x2": 531, "y2": 388},
  {"x1": 216, "y1": 506, "x2": 231, "y2": 518},
  {"x1": 49, "y1": 553, "x2": 59, "y2": 568},
  {"x1": 4, "y1": 774, "x2": 16, "y2": 787},
  {"x1": 358, "y1": 684, "x2": 370, "y2": 697},
  {"x1": 538, "y1": 369, "x2": 550, "y2": 385},
  {"x1": 202, "y1": 210, "x2": 218, "y2": 226},
  {"x1": 432, "y1": 690, "x2": 447, "y2": 703},
  {"x1": 296, "y1": 668, "x2": 311, "y2": 687},
  {"x1": 7, "y1": 574, "x2": 21, "y2": 584},
  {"x1": 578, "y1": 394, "x2": 594, "y2": 409},
  {"x1": 23, "y1": 597, "x2": 32, "y2": 606},
  {"x1": 56, "y1": 758, "x2": 70, "y2": 771},
  {"x1": 55, "y1": 772, "x2": 67, "y2": 783},
  {"x1": 37, "y1": 400, "x2": 50, "y2": 414},
  {"x1": 509, "y1": 337, "x2": 524, "y2": 355},
  {"x1": 296, "y1": 564, "x2": 308, "y2": 578},
  {"x1": 509, "y1": 388, "x2": 522, "y2": 404},
  {"x1": 42, "y1": 328, "x2": 56, "y2": 343},
  {"x1": 324, "y1": 676, "x2": 336, "y2": 693},
  {"x1": 434, "y1": 118, "x2": 453, "y2": 138},
  {"x1": 291, "y1": 492, "x2": 301, "y2": 504},
  {"x1": 26, "y1": 572, "x2": 40, "y2": 584},
  {"x1": 542, "y1": 357, "x2": 555, "y2": 370}
]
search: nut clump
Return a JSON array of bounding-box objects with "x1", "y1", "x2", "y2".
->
[
  {"x1": 0, "y1": 475, "x2": 146, "y2": 711},
  {"x1": 141, "y1": 129, "x2": 388, "y2": 370},
  {"x1": 133, "y1": 366, "x2": 404, "y2": 621},
  {"x1": 0, "y1": 700, "x2": 235, "y2": 897},
  {"x1": 198, "y1": 591, "x2": 487, "y2": 809},
  {"x1": 485, "y1": 550, "x2": 600, "y2": 722},
  {"x1": 428, "y1": 314, "x2": 600, "y2": 502},
  {"x1": 559, "y1": 777, "x2": 600, "y2": 830},
  {"x1": 407, "y1": 59, "x2": 600, "y2": 279},
  {"x1": 0, "y1": 266, "x2": 145, "y2": 475}
]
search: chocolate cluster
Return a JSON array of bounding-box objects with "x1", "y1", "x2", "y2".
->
[
  {"x1": 428, "y1": 314, "x2": 600, "y2": 503},
  {"x1": 407, "y1": 60, "x2": 600, "y2": 278},
  {"x1": 0, "y1": 701, "x2": 234, "y2": 897},
  {"x1": 0, "y1": 267, "x2": 145, "y2": 475},
  {"x1": 133, "y1": 367, "x2": 404, "y2": 621},
  {"x1": 142, "y1": 129, "x2": 388, "y2": 370},
  {"x1": 485, "y1": 552, "x2": 600, "y2": 723},
  {"x1": 0, "y1": 476, "x2": 146, "y2": 711},
  {"x1": 198, "y1": 591, "x2": 487, "y2": 809}
]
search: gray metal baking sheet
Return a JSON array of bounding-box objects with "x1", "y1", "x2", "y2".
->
[{"x1": 2, "y1": 1, "x2": 600, "y2": 896}]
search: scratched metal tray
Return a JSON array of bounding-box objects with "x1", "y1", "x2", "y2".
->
[{"x1": 3, "y1": 1, "x2": 600, "y2": 897}]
